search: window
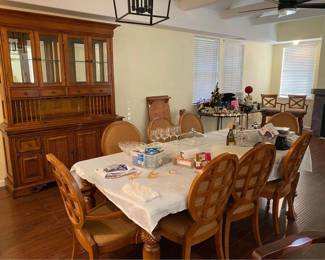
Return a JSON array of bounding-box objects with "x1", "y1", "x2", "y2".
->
[
  {"x1": 222, "y1": 40, "x2": 244, "y2": 94},
  {"x1": 280, "y1": 43, "x2": 317, "y2": 97},
  {"x1": 193, "y1": 37, "x2": 220, "y2": 103}
]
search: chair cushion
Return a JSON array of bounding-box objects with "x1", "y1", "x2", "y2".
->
[
  {"x1": 159, "y1": 210, "x2": 219, "y2": 245},
  {"x1": 286, "y1": 109, "x2": 306, "y2": 116},
  {"x1": 261, "y1": 179, "x2": 291, "y2": 198},
  {"x1": 261, "y1": 108, "x2": 281, "y2": 116},
  {"x1": 84, "y1": 204, "x2": 138, "y2": 247}
]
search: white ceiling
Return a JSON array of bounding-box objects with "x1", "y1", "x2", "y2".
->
[{"x1": 0, "y1": 0, "x2": 324, "y2": 42}]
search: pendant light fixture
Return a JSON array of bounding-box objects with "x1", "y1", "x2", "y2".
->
[{"x1": 113, "y1": 0, "x2": 171, "y2": 26}]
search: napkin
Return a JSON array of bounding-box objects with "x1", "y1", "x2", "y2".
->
[
  {"x1": 122, "y1": 182, "x2": 160, "y2": 202},
  {"x1": 96, "y1": 164, "x2": 136, "y2": 179}
]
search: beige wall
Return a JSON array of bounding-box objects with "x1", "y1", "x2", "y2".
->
[
  {"x1": 269, "y1": 41, "x2": 322, "y2": 128},
  {"x1": 113, "y1": 25, "x2": 194, "y2": 136}
]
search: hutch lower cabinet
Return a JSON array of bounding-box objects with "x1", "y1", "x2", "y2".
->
[{"x1": 0, "y1": 9, "x2": 121, "y2": 197}]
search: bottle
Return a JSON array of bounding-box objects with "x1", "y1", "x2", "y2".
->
[{"x1": 227, "y1": 125, "x2": 236, "y2": 146}]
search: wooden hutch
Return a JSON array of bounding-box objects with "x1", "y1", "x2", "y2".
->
[{"x1": 0, "y1": 9, "x2": 121, "y2": 197}]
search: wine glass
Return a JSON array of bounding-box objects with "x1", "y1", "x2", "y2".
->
[
  {"x1": 174, "y1": 126, "x2": 181, "y2": 141},
  {"x1": 150, "y1": 129, "x2": 158, "y2": 143},
  {"x1": 170, "y1": 127, "x2": 176, "y2": 141},
  {"x1": 160, "y1": 128, "x2": 168, "y2": 143}
]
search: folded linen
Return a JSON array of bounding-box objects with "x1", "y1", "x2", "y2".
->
[
  {"x1": 122, "y1": 182, "x2": 160, "y2": 202},
  {"x1": 96, "y1": 164, "x2": 136, "y2": 179}
]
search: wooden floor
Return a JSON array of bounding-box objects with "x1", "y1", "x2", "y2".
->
[{"x1": 1, "y1": 137, "x2": 325, "y2": 259}]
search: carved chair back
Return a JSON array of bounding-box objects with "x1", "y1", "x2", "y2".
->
[
  {"x1": 179, "y1": 112, "x2": 204, "y2": 134},
  {"x1": 46, "y1": 153, "x2": 86, "y2": 229},
  {"x1": 146, "y1": 95, "x2": 171, "y2": 122},
  {"x1": 101, "y1": 121, "x2": 141, "y2": 155},
  {"x1": 233, "y1": 144, "x2": 276, "y2": 206},
  {"x1": 281, "y1": 133, "x2": 312, "y2": 187},
  {"x1": 288, "y1": 95, "x2": 307, "y2": 109},
  {"x1": 261, "y1": 94, "x2": 278, "y2": 108},
  {"x1": 268, "y1": 112, "x2": 299, "y2": 134},
  {"x1": 188, "y1": 153, "x2": 238, "y2": 223}
]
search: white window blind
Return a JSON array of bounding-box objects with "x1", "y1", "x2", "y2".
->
[
  {"x1": 193, "y1": 37, "x2": 220, "y2": 103},
  {"x1": 222, "y1": 40, "x2": 244, "y2": 94},
  {"x1": 280, "y1": 43, "x2": 317, "y2": 96}
]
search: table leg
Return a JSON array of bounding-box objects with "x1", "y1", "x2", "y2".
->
[
  {"x1": 246, "y1": 113, "x2": 249, "y2": 129},
  {"x1": 141, "y1": 230, "x2": 161, "y2": 260}
]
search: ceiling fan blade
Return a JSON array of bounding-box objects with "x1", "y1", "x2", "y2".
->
[
  {"x1": 297, "y1": 3, "x2": 325, "y2": 8},
  {"x1": 239, "y1": 7, "x2": 277, "y2": 14}
]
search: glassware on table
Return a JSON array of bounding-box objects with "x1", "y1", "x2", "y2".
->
[
  {"x1": 174, "y1": 126, "x2": 181, "y2": 141},
  {"x1": 150, "y1": 129, "x2": 159, "y2": 143},
  {"x1": 160, "y1": 128, "x2": 169, "y2": 143}
]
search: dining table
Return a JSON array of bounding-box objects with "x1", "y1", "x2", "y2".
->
[{"x1": 71, "y1": 129, "x2": 312, "y2": 259}]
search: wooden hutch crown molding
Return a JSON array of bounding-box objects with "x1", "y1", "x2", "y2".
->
[{"x1": 0, "y1": 9, "x2": 121, "y2": 198}]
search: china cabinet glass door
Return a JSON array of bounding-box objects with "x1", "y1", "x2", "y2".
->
[
  {"x1": 67, "y1": 36, "x2": 88, "y2": 84},
  {"x1": 91, "y1": 38, "x2": 110, "y2": 84},
  {"x1": 36, "y1": 33, "x2": 63, "y2": 85},
  {"x1": 6, "y1": 30, "x2": 37, "y2": 85}
]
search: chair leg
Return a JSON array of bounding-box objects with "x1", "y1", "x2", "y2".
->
[
  {"x1": 292, "y1": 172, "x2": 300, "y2": 203},
  {"x1": 215, "y1": 223, "x2": 224, "y2": 259},
  {"x1": 298, "y1": 117, "x2": 303, "y2": 135},
  {"x1": 287, "y1": 192, "x2": 296, "y2": 221},
  {"x1": 71, "y1": 233, "x2": 76, "y2": 260},
  {"x1": 224, "y1": 217, "x2": 231, "y2": 259},
  {"x1": 182, "y1": 242, "x2": 192, "y2": 260},
  {"x1": 266, "y1": 199, "x2": 271, "y2": 212},
  {"x1": 261, "y1": 114, "x2": 266, "y2": 127},
  {"x1": 272, "y1": 196, "x2": 281, "y2": 236},
  {"x1": 252, "y1": 204, "x2": 262, "y2": 246}
]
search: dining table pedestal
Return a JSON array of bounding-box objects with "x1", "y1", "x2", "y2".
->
[{"x1": 141, "y1": 230, "x2": 161, "y2": 260}]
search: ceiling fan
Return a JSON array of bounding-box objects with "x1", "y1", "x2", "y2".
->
[{"x1": 240, "y1": 0, "x2": 325, "y2": 17}]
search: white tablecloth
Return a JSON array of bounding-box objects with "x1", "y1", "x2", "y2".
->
[{"x1": 71, "y1": 129, "x2": 312, "y2": 234}]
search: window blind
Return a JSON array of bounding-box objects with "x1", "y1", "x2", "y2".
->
[
  {"x1": 193, "y1": 36, "x2": 220, "y2": 103},
  {"x1": 280, "y1": 43, "x2": 317, "y2": 96},
  {"x1": 222, "y1": 40, "x2": 244, "y2": 94}
]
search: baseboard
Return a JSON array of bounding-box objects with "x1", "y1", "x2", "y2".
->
[{"x1": 0, "y1": 179, "x2": 5, "y2": 187}]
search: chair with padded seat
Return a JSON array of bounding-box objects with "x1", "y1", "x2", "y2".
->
[
  {"x1": 159, "y1": 153, "x2": 239, "y2": 259},
  {"x1": 101, "y1": 121, "x2": 141, "y2": 155},
  {"x1": 146, "y1": 118, "x2": 173, "y2": 142},
  {"x1": 267, "y1": 112, "x2": 299, "y2": 134},
  {"x1": 224, "y1": 143, "x2": 276, "y2": 259},
  {"x1": 179, "y1": 112, "x2": 204, "y2": 134},
  {"x1": 46, "y1": 153, "x2": 140, "y2": 260},
  {"x1": 284, "y1": 95, "x2": 308, "y2": 135},
  {"x1": 261, "y1": 94, "x2": 283, "y2": 126},
  {"x1": 260, "y1": 133, "x2": 312, "y2": 235}
]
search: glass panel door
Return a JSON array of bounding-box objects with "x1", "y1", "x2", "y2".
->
[
  {"x1": 91, "y1": 39, "x2": 109, "y2": 83},
  {"x1": 67, "y1": 37, "x2": 87, "y2": 83},
  {"x1": 7, "y1": 31, "x2": 35, "y2": 84},
  {"x1": 38, "y1": 34, "x2": 62, "y2": 85}
]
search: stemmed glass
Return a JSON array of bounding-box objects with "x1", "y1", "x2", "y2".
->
[
  {"x1": 174, "y1": 126, "x2": 181, "y2": 141},
  {"x1": 150, "y1": 129, "x2": 158, "y2": 143},
  {"x1": 160, "y1": 128, "x2": 169, "y2": 143}
]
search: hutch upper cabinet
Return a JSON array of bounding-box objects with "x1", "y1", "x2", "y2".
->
[{"x1": 0, "y1": 9, "x2": 121, "y2": 198}]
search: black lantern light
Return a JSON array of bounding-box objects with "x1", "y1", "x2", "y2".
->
[{"x1": 113, "y1": 0, "x2": 171, "y2": 26}]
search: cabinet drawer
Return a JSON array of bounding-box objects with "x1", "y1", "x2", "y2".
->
[
  {"x1": 11, "y1": 89, "x2": 39, "y2": 98},
  {"x1": 68, "y1": 87, "x2": 90, "y2": 96},
  {"x1": 17, "y1": 138, "x2": 41, "y2": 152},
  {"x1": 91, "y1": 88, "x2": 110, "y2": 95},
  {"x1": 40, "y1": 88, "x2": 66, "y2": 97}
]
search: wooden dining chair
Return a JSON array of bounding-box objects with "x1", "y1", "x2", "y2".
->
[
  {"x1": 46, "y1": 153, "x2": 140, "y2": 260},
  {"x1": 252, "y1": 231, "x2": 325, "y2": 259},
  {"x1": 101, "y1": 121, "x2": 141, "y2": 155},
  {"x1": 179, "y1": 112, "x2": 204, "y2": 134},
  {"x1": 267, "y1": 112, "x2": 299, "y2": 134},
  {"x1": 147, "y1": 118, "x2": 173, "y2": 142},
  {"x1": 261, "y1": 94, "x2": 283, "y2": 126},
  {"x1": 260, "y1": 132, "x2": 312, "y2": 235},
  {"x1": 159, "y1": 153, "x2": 239, "y2": 259},
  {"x1": 224, "y1": 144, "x2": 276, "y2": 259},
  {"x1": 285, "y1": 95, "x2": 308, "y2": 135}
]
